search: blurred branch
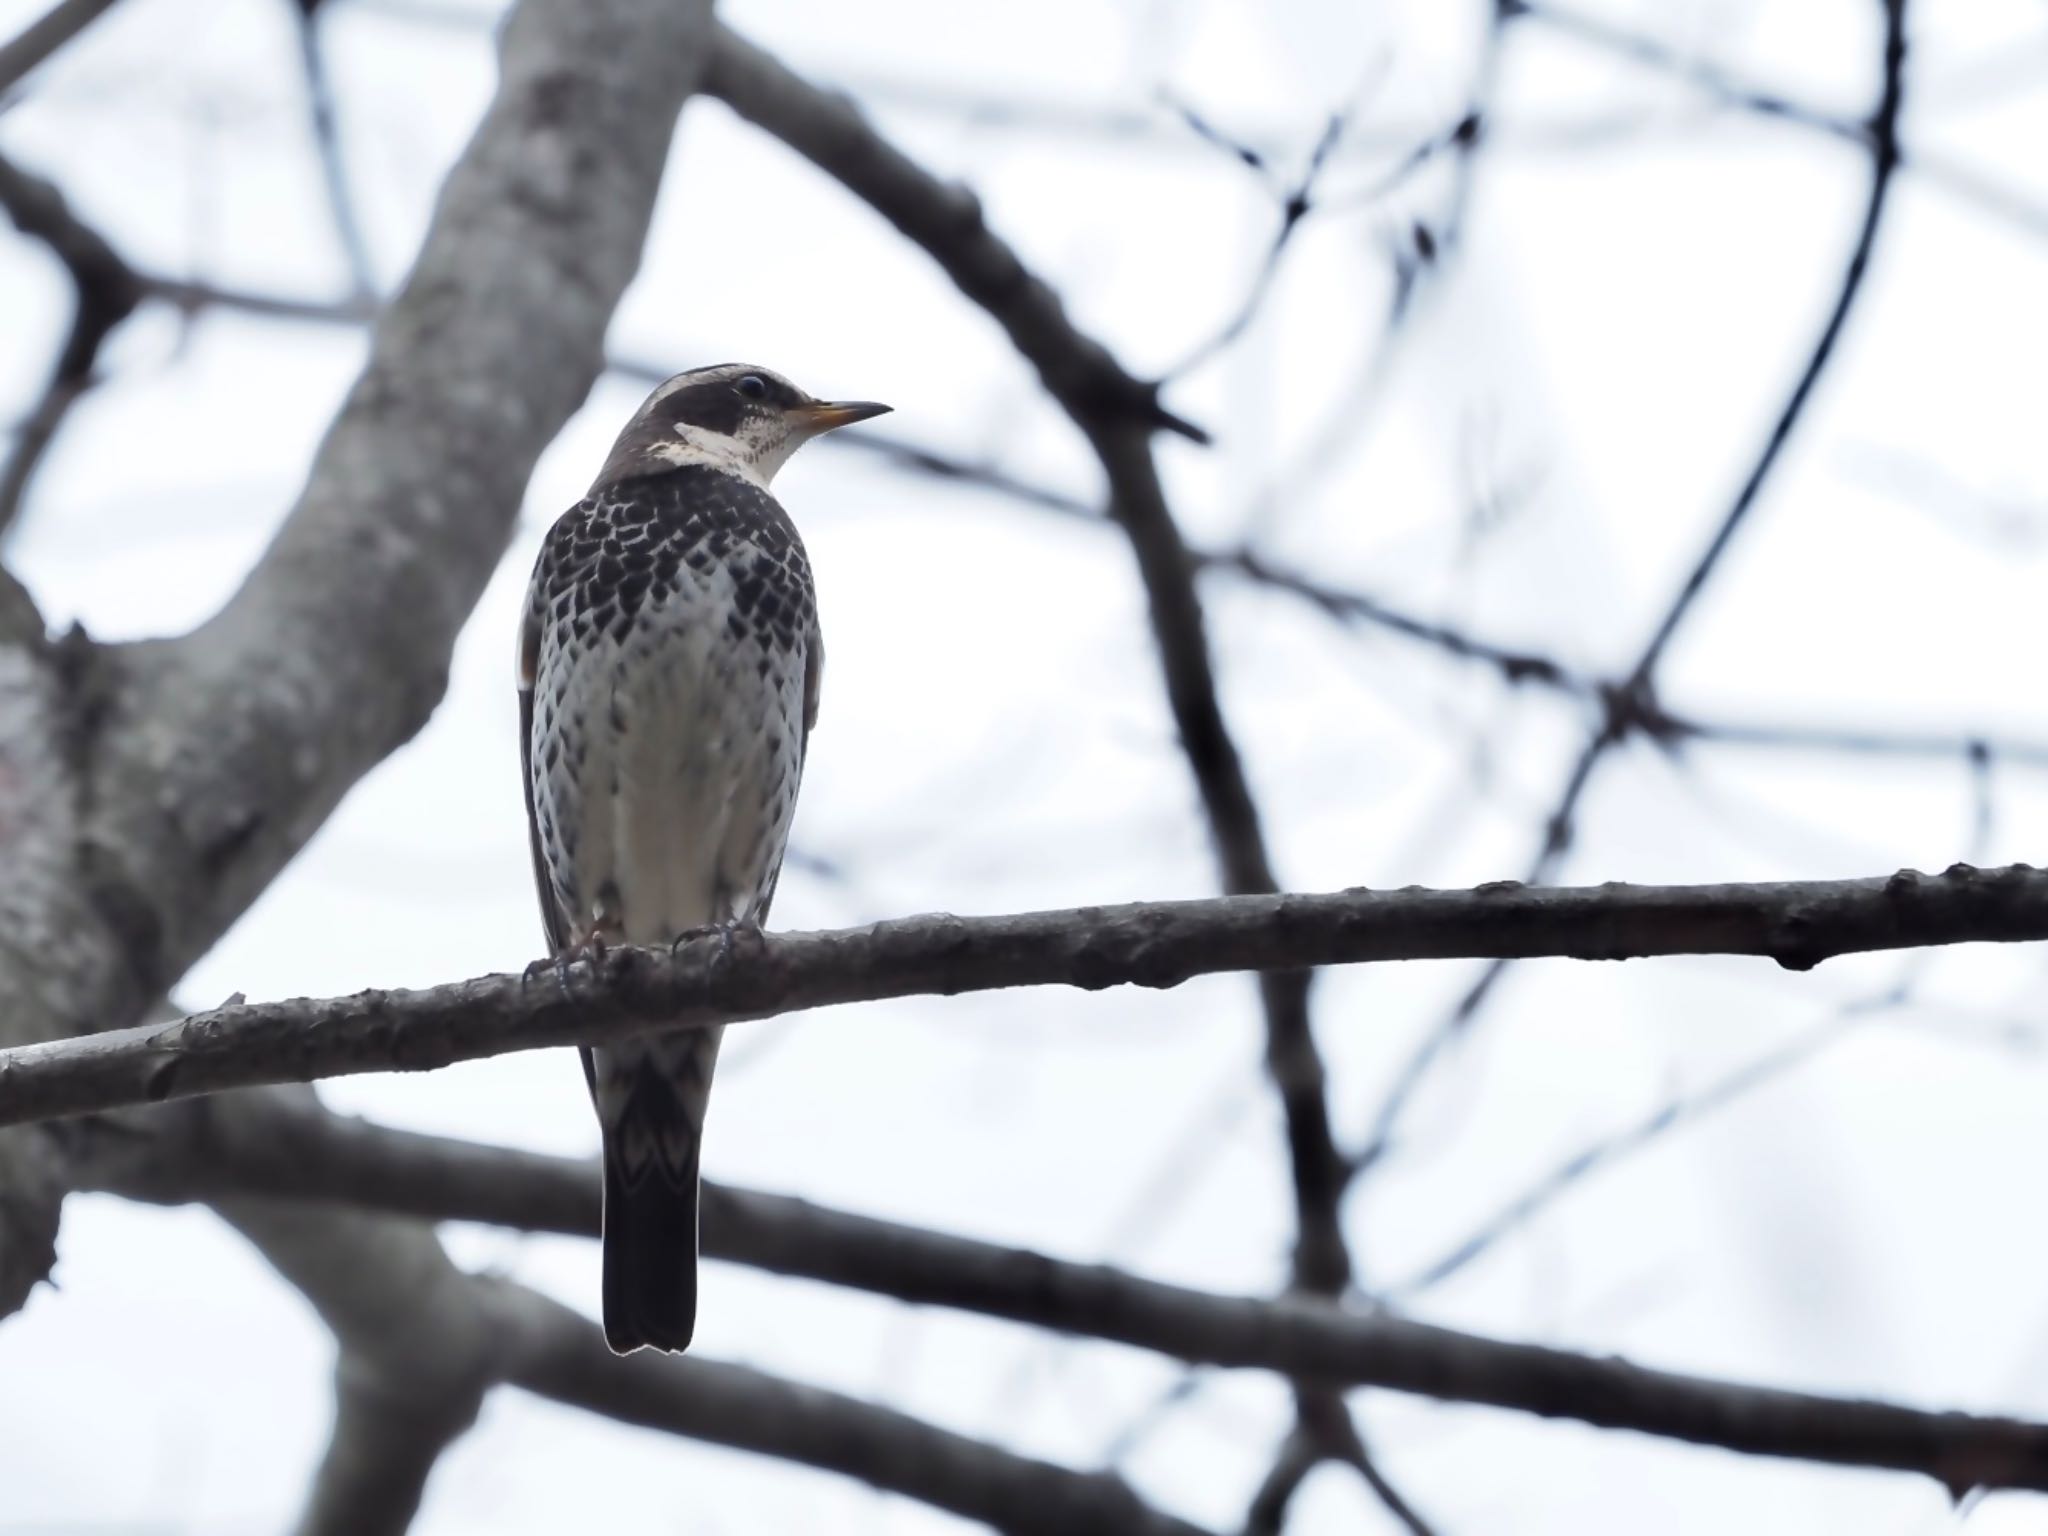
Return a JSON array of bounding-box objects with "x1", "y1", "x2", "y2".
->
[
  {"x1": 1167, "y1": 104, "x2": 1481, "y2": 380},
  {"x1": 703, "y1": 32, "x2": 1205, "y2": 446},
  {"x1": 0, "y1": 150, "x2": 141, "y2": 537},
  {"x1": 197, "y1": 1103, "x2": 1210, "y2": 1536},
  {"x1": 1384, "y1": 1016, "x2": 1854, "y2": 1300},
  {"x1": 11, "y1": 863, "x2": 2048, "y2": 1128},
  {"x1": 215, "y1": 1185, "x2": 494, "y2": 1536},
  {"x1": 1519, "y1": 0, "x2": 2048, "y2": 242},
  {"x1": 76, "y1": 0, "x2": 717, "y2": 1000},
  {"x1": 0, "y1": 0, "x2": 121, "y2": 99},
  {"x1": 74, "y1": 1085, "x2": 2048, "y2": 1498},
  {"x1": 1166, "y1": 108, "x2": 1352, "y2": 377},
  {"x1": 0, "y1": 0, "x2": 720, "y2": 1521},
  {"x1": 1353, "y1": 0, "x2": 1910, "y2": 1183},
  {"x1": 505, "y1": 1288, "x2": 1218, "y2": 1536},
  {"x1": 292, "y1": 2, "x2": 379, "y2": 303},
  {"x1": 702, "y1": 28, "x2": 1366, "y2": 1515},
  {"x1": 23, "y1": 200, "x2": 2042, "y2": 785},
  {"x1": 1244, "y1": 1403, "x2": 1434, "y2": 1536}
]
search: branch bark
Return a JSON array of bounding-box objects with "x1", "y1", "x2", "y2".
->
[
  {"x1": 72, "y1": 0, "x2": 715, "y2": 1003},
  {"x1": 8, "y1": 863, "x2": 2046, "y2": 1129},
  {"x1": 0, "y1": 151, "x2": 143, "y2": 537},
  {"x1": 0, "y1": 0, "x2": 720, "y2": 1520},
  {"x1": 701, "y1": 48, "x2": 1364, "y2": 1514},
  {"x1": 503, "y1": 1285, "x2": 1217, "y2": 1536},
  {"x1": 72, "y1": 1087, "x2": 2048, "y2": 1499}
]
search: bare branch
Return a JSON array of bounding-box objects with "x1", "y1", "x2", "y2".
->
[
  {"x1": 1354, "y1": 0, "x2": 1910, "y2": 1176},
  {"x1": 74, "y1": 0, "x2": 718, "y2": 1001},
  {"x1": 502, "y1": 1285, "x2": 1217, "y2": 1536},
  {"x1": 1627, "y1": 3, "x2": 1906, "y2": 684},
  {"x1": 8, "y1": 864, "x2": 2048, "y2": 1128},
  {"x1": 204, "y1": 1115, "x2": 1216, "y2": 1536},
  {"x1": 703, "y1": 29, "x2": 1205, "y2": 449},
  {"x1": 293, "y1": 4, "x2": 379, "y2": 303},
  {"x1": 0, "y1": 0, "x2": 121, "y2": 99},
  {"x1": 80, "y1": 1086, "x2": 2048, "y2": 1501},
  {"x1": 702, "y1": 38, "x2": 1364, "y2": 1507},
  {"x1": 214, "y1": 1186, "x2": 494, "y2": 1536},
  {"x1": 1518, "y1": 1, "x2": 2048, "y2": 242},
  {"x1": 1385, "y1": 1018, "x2": 1854, "y2": 1299},
  {"x1": 0, "y1": 150, "x2": 141, "y2": 536}
]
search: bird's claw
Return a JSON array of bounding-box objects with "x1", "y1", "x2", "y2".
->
[
  {"x1": 525, "y1": 934, "x2": 610, "y2": 998},
  {"x1": 668, "y1": 916, "x2": 763, "y2": 972}
]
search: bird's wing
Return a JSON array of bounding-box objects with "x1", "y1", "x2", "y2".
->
[
  {"x1": 517, "y1": 523, "x2": 571, "y2": 959},
  {"x1": 802, "y1": 627, "x2": 823, "y2": 746}
]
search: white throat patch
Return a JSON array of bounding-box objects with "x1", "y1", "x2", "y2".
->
[{"x1": 645, "y1": 422, "x2": 805, "y2": 491}]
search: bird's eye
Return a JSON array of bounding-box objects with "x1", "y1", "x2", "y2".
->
[{"x1": 735, "y1": 375, "x2": 770, "y2": 401}]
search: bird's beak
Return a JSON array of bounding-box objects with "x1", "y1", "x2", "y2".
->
[{"x1": 793, "y1": 399, "x2": 892, "y2": 435}]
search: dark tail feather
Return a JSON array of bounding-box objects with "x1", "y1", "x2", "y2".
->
[{"x1": 600, "y1": 1134, "x2": 701, "y2": 1355}]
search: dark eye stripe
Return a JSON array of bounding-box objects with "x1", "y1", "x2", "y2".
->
[{"x1": 660, "y1": 381, "x2": 747, "y2": 435}]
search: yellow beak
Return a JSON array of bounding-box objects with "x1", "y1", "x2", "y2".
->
[{"x1": 794, "y1": 399, "x2": 892, "y2": 434}]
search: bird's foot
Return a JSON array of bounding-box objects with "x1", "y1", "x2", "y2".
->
[
  {"x1": 525, "y1": 933, "x2": 609, "y2": 998},
  {"x1": 669, "y1": 915, "x2": 764, "y2": 972}
]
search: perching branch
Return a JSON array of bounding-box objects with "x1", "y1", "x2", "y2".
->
[{"x1": 7, "y1": 864, "x2": 2048, "y2": 1130}]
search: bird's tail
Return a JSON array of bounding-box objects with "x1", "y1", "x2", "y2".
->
[
  {"x1": 600, "y1": 1129, "x2": 701, "y2": 1355},
  {"x1": 593, "y1": 1028, "x2": 722, "y2": 1355}
]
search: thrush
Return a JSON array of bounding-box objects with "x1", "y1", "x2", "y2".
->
[{"x1": 517, "y1": 364, "x2": 889, "y2": 1354}]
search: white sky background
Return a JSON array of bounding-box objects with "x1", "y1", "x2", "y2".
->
[{"x1": 3, "y1": 0, "x2": 2048, "y2": 1530}]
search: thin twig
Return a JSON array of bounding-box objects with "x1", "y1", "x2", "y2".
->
[
  {"x1": 0, "y1": 0, "x2": 122, "y2": 100},
  {"x1": 1352, "y1": 0, "x2": 1912, "y2": 1180},
  {"x1": 0, "y1": 151, "x2": 140, "y2": 536}
]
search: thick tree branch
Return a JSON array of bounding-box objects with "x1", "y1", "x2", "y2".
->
[
  {"x1": 0, "y1": 0, "x2": 721, "y2": 1515},
  {"x1": 75, "y1": 1088, "x2": 2048, "y2": 1499},
  {"x1": 7, "y1": 864, "x2": 2047, "y2": 1129},
  {"x1": 215, "y1": 1184, "x2": 495, "y2": 1536},
  {"x1": 199, "y1": 1117, "x2": 1208, "y2": 1536},
  {"x1": 74, "y1": 0, "x2": 716, "y2": 1003}
]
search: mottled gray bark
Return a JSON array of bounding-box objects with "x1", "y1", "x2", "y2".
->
[{"x1": 0, "y1": 0, "x2": 718, "y2": 1527}]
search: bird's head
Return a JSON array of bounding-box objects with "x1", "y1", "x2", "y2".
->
[{"x1": 592, "y1": 364, "x2": 891, "y2": 492}]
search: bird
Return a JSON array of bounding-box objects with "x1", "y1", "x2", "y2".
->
[{"x1": 516, "y1": 363, "x2": 889, "y2": 1354}]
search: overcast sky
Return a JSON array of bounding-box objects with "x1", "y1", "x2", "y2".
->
[{"x1": 4, "y1": 0, "x2": 2048, "y2": 1531}]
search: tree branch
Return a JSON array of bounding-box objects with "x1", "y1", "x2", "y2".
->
[
  {"x1": 8, "y1": 864, "x2": 2047, "y2": 1129},
  {"x1": 704, "y1": 33, "x2": 1367, "y2": 1505},
  {"x1": 0, "y1": 0, "x2": 121, "y2": 99},
  {"x1": 1352, "y1": 0, "x2": 1910, "y2": 1183},
  {"x1": 502, "y1": 1285, "x2": 1217, "y2": 1536},
  {"x1": 73, "y1": 0, "x2": 717, "y2": 1004},
  {"x1": 214, "y1": 1185, "x2": 494, "y2": 1536},
  {"x1": 75, "y1": 1086, "x2": 2048, "y2": 1499},
  {"x1": 0, "y1": 150, "x2": 142, "y2": 537}
]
